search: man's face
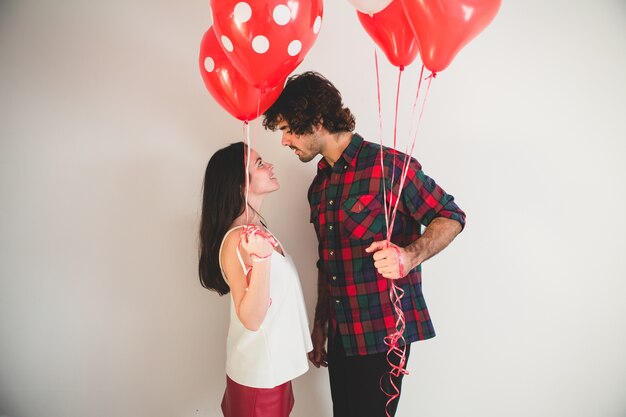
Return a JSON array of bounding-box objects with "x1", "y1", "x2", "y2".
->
[{"x1": 276, "y1": 119, "x2": 321, "y2": 163}]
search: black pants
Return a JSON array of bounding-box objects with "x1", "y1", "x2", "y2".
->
[{"x1": 328, "y1": 330, "x2": 411, "y2": 417}]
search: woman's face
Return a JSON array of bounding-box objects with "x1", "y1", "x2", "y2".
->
[{"x1": 247, "y1": 148, "x2": 279, "y2": 195}]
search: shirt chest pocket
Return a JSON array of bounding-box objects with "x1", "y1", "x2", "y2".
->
[{"x1": 341, "y1": 194, "x2": 385, "y2": 241}]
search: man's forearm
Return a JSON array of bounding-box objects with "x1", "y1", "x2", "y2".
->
[
  {"x1": 313, "y1": 268, "x2": 330, "y2": 327},
  {"x1": 405, "y1": 217, "x2": 462, "y2": 270}
]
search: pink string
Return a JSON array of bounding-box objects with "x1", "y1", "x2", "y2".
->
[
  {"x1": 388, "y1": 72, "x2": 434, "y2": 242},
  {"x1": 253, "y1": 92, "x2": 262, "y2": 164},
  {"x1": 374, "y1": 49, "x2": 390, "y2": 239},
  {"x1": 391, "y1": 246, "x2": 405, "y2": 278},
  {"x1": 238, "y1": 224, "x2": 279, "y2": 263},
  {"x1": 386, "y1": 67, "x2": 404, "y2": 227},
  {"x1": 243, "y1": 93, "x2": 264, "y2": 225},
  {"x1": 405, "y1": 65, "x2": 425, "y2": 156},
  {"x1": 243, "y1": 121, "x2": 251, "y2": 223},
  {"x1": 238, "y1": 224, "x2": 277, "y2": 306},
  {"x1": 378, "y1": 67, "x2": 435, "y2": 417},
  {"x1": 380, "y1": 281, "x2": 409, "y2": 416},
  {"x1": 371, "y1": 55, "x2": 437, "y2": 417},
  {"x1": 239, "y1": 96, "x2": 274, "y2": 305}
]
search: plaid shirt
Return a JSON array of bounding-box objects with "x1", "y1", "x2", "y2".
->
[{"x1": 308, "y1": 133, "x2": 466, "y2": 356}]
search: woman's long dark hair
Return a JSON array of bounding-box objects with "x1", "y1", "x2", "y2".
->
[{"x1": 198, "y1": 142, "x2": 246, "y2": 295}]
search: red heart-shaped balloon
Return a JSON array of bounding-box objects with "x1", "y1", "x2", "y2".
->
[
  {"x1": 357, "y1": 0, "x2": 420, "y2": 68},
  {"x1": 199, "y1": 27, "x2": 284, "y2": 122},
  {"x1": 348, "y1": 0, "x2": 393, "y2": 14},
  {"x1": 210, "y1": 0, "x2": 324, "y2": 90},
  {"x1": 401, "y1": 0, "x2": 501, "y2": 72}
]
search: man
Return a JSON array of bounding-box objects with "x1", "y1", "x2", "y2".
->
[{"x1": 263, "y1": 72, "x2": 466, "y2": 417}]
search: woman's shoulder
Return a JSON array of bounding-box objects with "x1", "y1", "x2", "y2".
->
[
  {"x1": 221, "y1": 226, "x2": 243, "y2": 258},
  {"x1": 220, "y1": 226, "x2": 248, "y2": 285}
]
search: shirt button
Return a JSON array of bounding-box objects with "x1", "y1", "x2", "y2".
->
[
  {"x1": 329, "y1": 200, "x2": 334, "y2": 206},
  {"x1": 329, "y1": 225, "x2": 333, "y2": 231},
  {"x1": 335, "y1": 299, "x2": 340, "y2": 304},
  {"x1": 344, "y1": 165, "x2": 347, "y2": 170},
  {"x1": 332, "y1": 276, "x2": 337, "y2": 281},
  {"x1": 329, "y1": 250, "x2": 334, "y2": 256}
]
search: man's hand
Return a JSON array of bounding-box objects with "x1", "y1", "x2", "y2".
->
[
  {"x1": 365, "y1": 241, "x2": 412, "y2": 279},
  {"x1": 308, "y1": 324, "x2": 328, "y2": 368},
  {"x1": 366, "y1": 217, "x2": 463, "y2": 279}
]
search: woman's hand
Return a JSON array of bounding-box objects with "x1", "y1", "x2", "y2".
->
[{"x1": 239, "y1": 230, "x2": 274, "y2": 262}]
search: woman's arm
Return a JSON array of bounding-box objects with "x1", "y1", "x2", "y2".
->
[{"x1": 221, "y1": 231, "x2": 273, "y2": 331}]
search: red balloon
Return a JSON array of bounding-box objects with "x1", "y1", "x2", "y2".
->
[
  {"x1": 210, "y1": 0, "x2": 324, "y2": 90},
  {"x1": 199, "y1": 28, "x2": 284, "y2": 122},
  {"x1": 357, "y1": 0, "x2": 420, "y2": 68},
  {"x1": 401, "y1": 0, "x2": 501, "y2": 73},
  {"x1": 348, "y1": 0, "x2": 393, "y2": 14}
]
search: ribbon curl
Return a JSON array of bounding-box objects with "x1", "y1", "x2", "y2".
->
[
  {"x1": 374, "y1": 63, "x2": 434, "y2": 417},
  {"x1": 238, "y1": 224, "x2": 279, "y2": 265},
  {"x1": 380, "y1": 282, "x2": 409, "y2": 417},
  {"x1": 237, "y1": 224, "x2": 277, "y2": 307}
]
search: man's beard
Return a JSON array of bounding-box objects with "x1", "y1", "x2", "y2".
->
[{"x1": 298, "y1": 152, "x2": 316, "y2": 163}]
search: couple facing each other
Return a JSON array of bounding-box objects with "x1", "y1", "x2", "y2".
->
[{"x1": 198, "y1": 72, "x2": 466, "y2": 417}]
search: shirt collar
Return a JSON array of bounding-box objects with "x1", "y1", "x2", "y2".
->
[{"x1": 316, "y1": 133, "x2": 364, "y2": 175}]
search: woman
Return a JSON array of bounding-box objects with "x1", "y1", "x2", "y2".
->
[{"x1": 198, "y1": 142, "x2": 312, "y2": 417}]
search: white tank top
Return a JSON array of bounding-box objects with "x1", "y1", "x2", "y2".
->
[{"x1": 218, "y1": 226, "x2": 313, "y2": 388}]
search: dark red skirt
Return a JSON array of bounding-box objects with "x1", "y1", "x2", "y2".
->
[{"x1": 221, "y1": 376, "x2": 294, "y2": 417}]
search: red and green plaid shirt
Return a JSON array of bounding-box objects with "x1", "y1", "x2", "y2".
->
[{"x1": 308, "y1": 133, "x2": 466, "y2": 356}]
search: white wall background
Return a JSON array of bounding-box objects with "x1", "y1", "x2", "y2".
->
[{"x1": 1, "y1": 0, "x2": 625, "y2": 416}]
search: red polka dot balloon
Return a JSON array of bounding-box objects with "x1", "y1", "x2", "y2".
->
[
  {"x1": 199, "y1": 27, "x2": 284, "y2": 122},
  {"x1": 210, "y1": 0, "x2": 324, "y2": 90}
]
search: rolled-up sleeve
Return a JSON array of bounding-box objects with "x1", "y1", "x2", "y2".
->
[{"x1": 401, "y1": 159, "x2": 466, "y2": 229}]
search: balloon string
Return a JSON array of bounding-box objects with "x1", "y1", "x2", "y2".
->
[
  {"x1": 388, "y1": 73, "x2": 433, "y2": 240},
  {"x1": 396, "y1": 65, "x2": 425, "y2": 214},
  {"x1": 237, "y1": 224, "x2": 279, "y2": 270},
  {"x1": 407, "y1": 72, "x2": 433, "y2": 161},
  {"x1": 391, "y1": 246, "x2": 405, "y2": 277},
  {"x1": 374, "y1": 48, "x2": 390, "y2": 241},
  {"x1": 381, "y1": 68, "x2": 432, "y2": 417},
  {"x1": 242, "y1": 94, "x2": 264, "y2": 227},
  {"x1": 381, "y1": 281, "x2": 409, "y2": 417},
  {"x1": 375, "y1": 65, "x2": 408, "y2": 417},
  {"x1": 236, "y1": 225, "x2": 278, "y2": 303},
  {"x1": 371, "y1": 58, "x2": 428, "y2": 417},
  {"x1": 386, "y1": 67, "x2": 403, "y2": 227},
  {"x1": 254, "y1": 92, "x2": 262, "y2": 153},
  {"x1": 243, "y1": 121, "x2": 251, "y2": 224},
  {"x1": 405, "y1": 64, "x2": 425, "y2": 156}
]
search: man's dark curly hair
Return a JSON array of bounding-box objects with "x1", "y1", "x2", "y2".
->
[{"x1": 263, "y1": 71, "x2": 355, "y2": 135}]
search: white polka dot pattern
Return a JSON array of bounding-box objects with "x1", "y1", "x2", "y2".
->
[
  {"x1": 209, "y1": 0, "x2": 323, "y2": 88},
  {"x1": 221, "y1": 35, "x2": 234, "y2": 52},
  {"x1": 252, "y1": 35, "x2": 270, "y2": 53},
  {"x1": 287, "y1": 40, "x2": 302, "y2": 56},
  {"x1": 204, "y1": 57, "x2": 215, "y2": 72},
  {"x1": 233, "y1": 2, "x2": 252, "y2": 23},
  {"x1": 272, "y1": 5, "x2": 291, "y2": 26},
  {"x1": 313, "y1": 16, "x2": 322, "y2": 34}
]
